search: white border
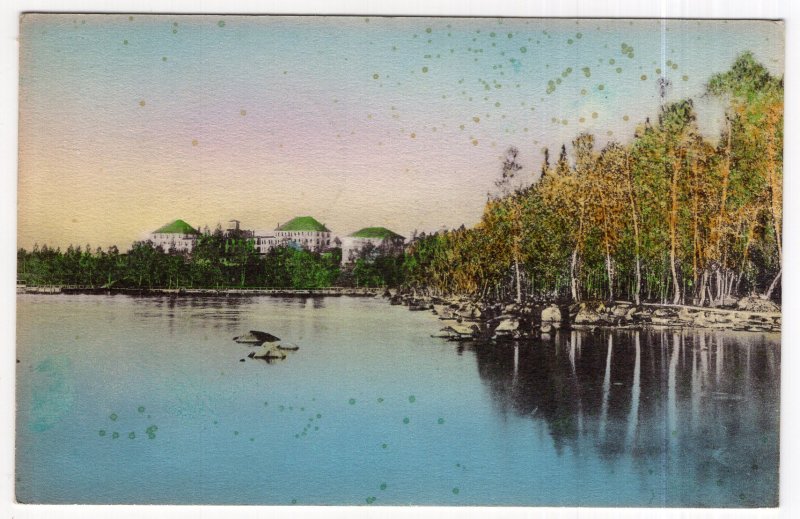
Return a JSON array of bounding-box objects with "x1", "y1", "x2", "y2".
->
[{"x1": 1, "y1": 1, "x2": 796, "y2": 519}]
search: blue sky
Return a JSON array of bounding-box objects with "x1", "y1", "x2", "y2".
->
[{"x1": 17, "y1": 15, "x2": 784, "y2": 249}]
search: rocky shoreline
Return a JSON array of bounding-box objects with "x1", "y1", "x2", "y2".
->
[{"x1": 386, "y1": 290, "x2": 781, "y2": 340}]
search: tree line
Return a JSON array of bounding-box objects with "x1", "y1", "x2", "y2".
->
[
  {"x1": 17, "y1": 226, "x2": 403, "y2": 289},
  {"x1": 402, "y1": 52, "x2": 782, "y2": 306}
]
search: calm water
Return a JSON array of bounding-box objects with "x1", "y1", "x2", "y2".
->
[{"x1": 15, "y1": 294, "x2": 780, "y2": 506}]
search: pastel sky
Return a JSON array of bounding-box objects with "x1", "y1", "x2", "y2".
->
[{"x1": 17, "y1": 14, "x2": 783, "y2": 250}]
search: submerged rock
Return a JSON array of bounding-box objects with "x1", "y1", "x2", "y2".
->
[{"x1": 277, "y1": 342, "x2": 300, "y2": 351}]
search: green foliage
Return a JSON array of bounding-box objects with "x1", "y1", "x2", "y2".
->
[
  {"x1": 18, "y1": 235, "x2": 343, "y2": 290},
  {"x1": 401, "y1": 52, "x2": 782, "y2": 304}
]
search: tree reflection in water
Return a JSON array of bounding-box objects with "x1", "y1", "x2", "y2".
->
[{"x1": 472, "y1": 329, "x2": 780, "y2": 506}]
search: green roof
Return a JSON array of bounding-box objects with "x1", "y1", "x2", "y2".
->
[
  {"x1": 349, "y1": 227, "x2": 405, "y2": 240},
  {"x1": 276, "y1": 216, "x2": 330, "y2": 232},
  {"x1": 153, "y1": 219, "x2": 198, "y2": 234}
]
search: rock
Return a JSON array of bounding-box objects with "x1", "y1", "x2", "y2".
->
[
  {"x1": 247, "y1": 351, "x2": 255, "y2": 358},
  {"x1": 433, "y1": 305, "x2": 454, "y2": 319},
  {"x1": 431, "y1": 328, "x2": 456, "y2": 338},
  {"x1": 611, "y1": 304, "x2": 631, "y2": 318},
  {"x1": 442, "y1": 323, "x2": 480, "y2": 340},
  {"x1": 492, "y1": 318, "x2": 520, "y2": 339},
  {"x1": 494, "y1": 318, "x2": 519, "y2": 332},
  {"x1": 541, "y1": 304, "x2": 562, "y2": 323},
  {"x1": 252, "y1": 345, "x2": 287, "y2": 360},
  {"x1": 691, "y1": 312, "x2": 712, "y2": 328},
  {"x1": 239, "y1": 358, "x2": 246, "y2": 362},
  {"x1": 233, "y1": 330, "x2": 281, "y2": 344},
  {"x1": 746, "y1": 325, "x2": 772, "y2": 332},
  {"x1": 277, "y1": 342, "x2": 300, "y2": 351},
  {"x1": 652, "y1": 308, "x2": 678, "y2": 318},
  {"x1": 677, "y1": 306, "x2": 696, "y2": 322},
  {"x1": 650, "y1": 307, "x2": 679, "y2": 326},
  {"x1": 574, "y1": 306, "x2": 603, "y2": 325},
  {"x1": 453, "y1": 305, "x2": 473, "y2": 319},
  {"x1": 736, "y1": 296, "x2": 780, "y2": 313}
]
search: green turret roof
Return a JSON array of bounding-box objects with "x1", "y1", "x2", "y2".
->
[
  {"x1": 349, "y1": 227, "x2": 405, "y2": 240},
  {"x1": 153, "y1": 219, "x2": 198, "y2": 234},
  {"x1": 276, "y1": 216, "x2": 330, "y2": 232}
]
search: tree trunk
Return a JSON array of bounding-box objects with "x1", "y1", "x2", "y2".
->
[
  {"x1": 570, "y1": 209, "x2": 585, "y2": 303},
  {"x1": 669, "y1": 159, "x2": 682, "y2": 304},
  {"x1": 698, "y1": 270, "x2": 708, "y2": 307},
  {"x1": 765, "y1": 269, "x2": 781, "y2": 299},
  {"x1": 765, "y1": 109, "x2": 783, "y2": 265},
  {"x1": 605, "y1": 248, "x2": 614, "y2": 302},
  {"x1": 570, "y1": 247, "x2": 579, "y2": 302},
  {"x1": 691, "y1": 158, "x2": 700, "y2": 300}
]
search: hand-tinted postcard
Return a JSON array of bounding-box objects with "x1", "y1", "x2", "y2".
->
[{"x1": 16, "y1": 14, "x2": 783, "y2": 507}]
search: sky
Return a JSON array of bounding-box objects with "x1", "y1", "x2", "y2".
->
[{"x1": 17, "y1": 14, "x2": 784, "y2": 250}]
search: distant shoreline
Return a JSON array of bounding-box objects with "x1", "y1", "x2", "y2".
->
[{"x1": 16, "y1": 285, "x2": 386, "y2": 297}]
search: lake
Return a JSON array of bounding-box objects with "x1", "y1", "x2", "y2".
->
[{"x1": 15, "y1": 294, "x2": 780, "y2": 506}]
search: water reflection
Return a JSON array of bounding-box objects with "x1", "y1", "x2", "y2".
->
[{"x1": 472, "y1": 329, "x2": 780, "y2": 506}]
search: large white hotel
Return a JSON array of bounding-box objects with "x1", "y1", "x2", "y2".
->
[{"x1": 148, "y1": 216, "x2": 404, "y2": 264}]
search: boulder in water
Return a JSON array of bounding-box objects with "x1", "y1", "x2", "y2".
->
[
  {"x1": 277, "y1": 342, "x2": 300, "y2": 351},
  {"x1": 492, "y1": 318, "x2": 520, "y2": 339},
  {"x1": 441, "y1": 323, "x2": 480, "y2": 340},
  {"x1": 233, "y1": 330, "x2": 281, "y2": 344},
  {"x1": 541, "y1": 304, "x2": 562, "y2": 323},
  {"x1": 611, "y1": 304, "x2": 631, "y2": 318},
  {"x1": 431, "y1": 328, "x2": 456, "y2": 339},
  {"x1": 252, "y1": 345, "x2": 287, "y2": 360},
  {"x1": 574, "y1": 306, "x2": 602, "y2": 325}
]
